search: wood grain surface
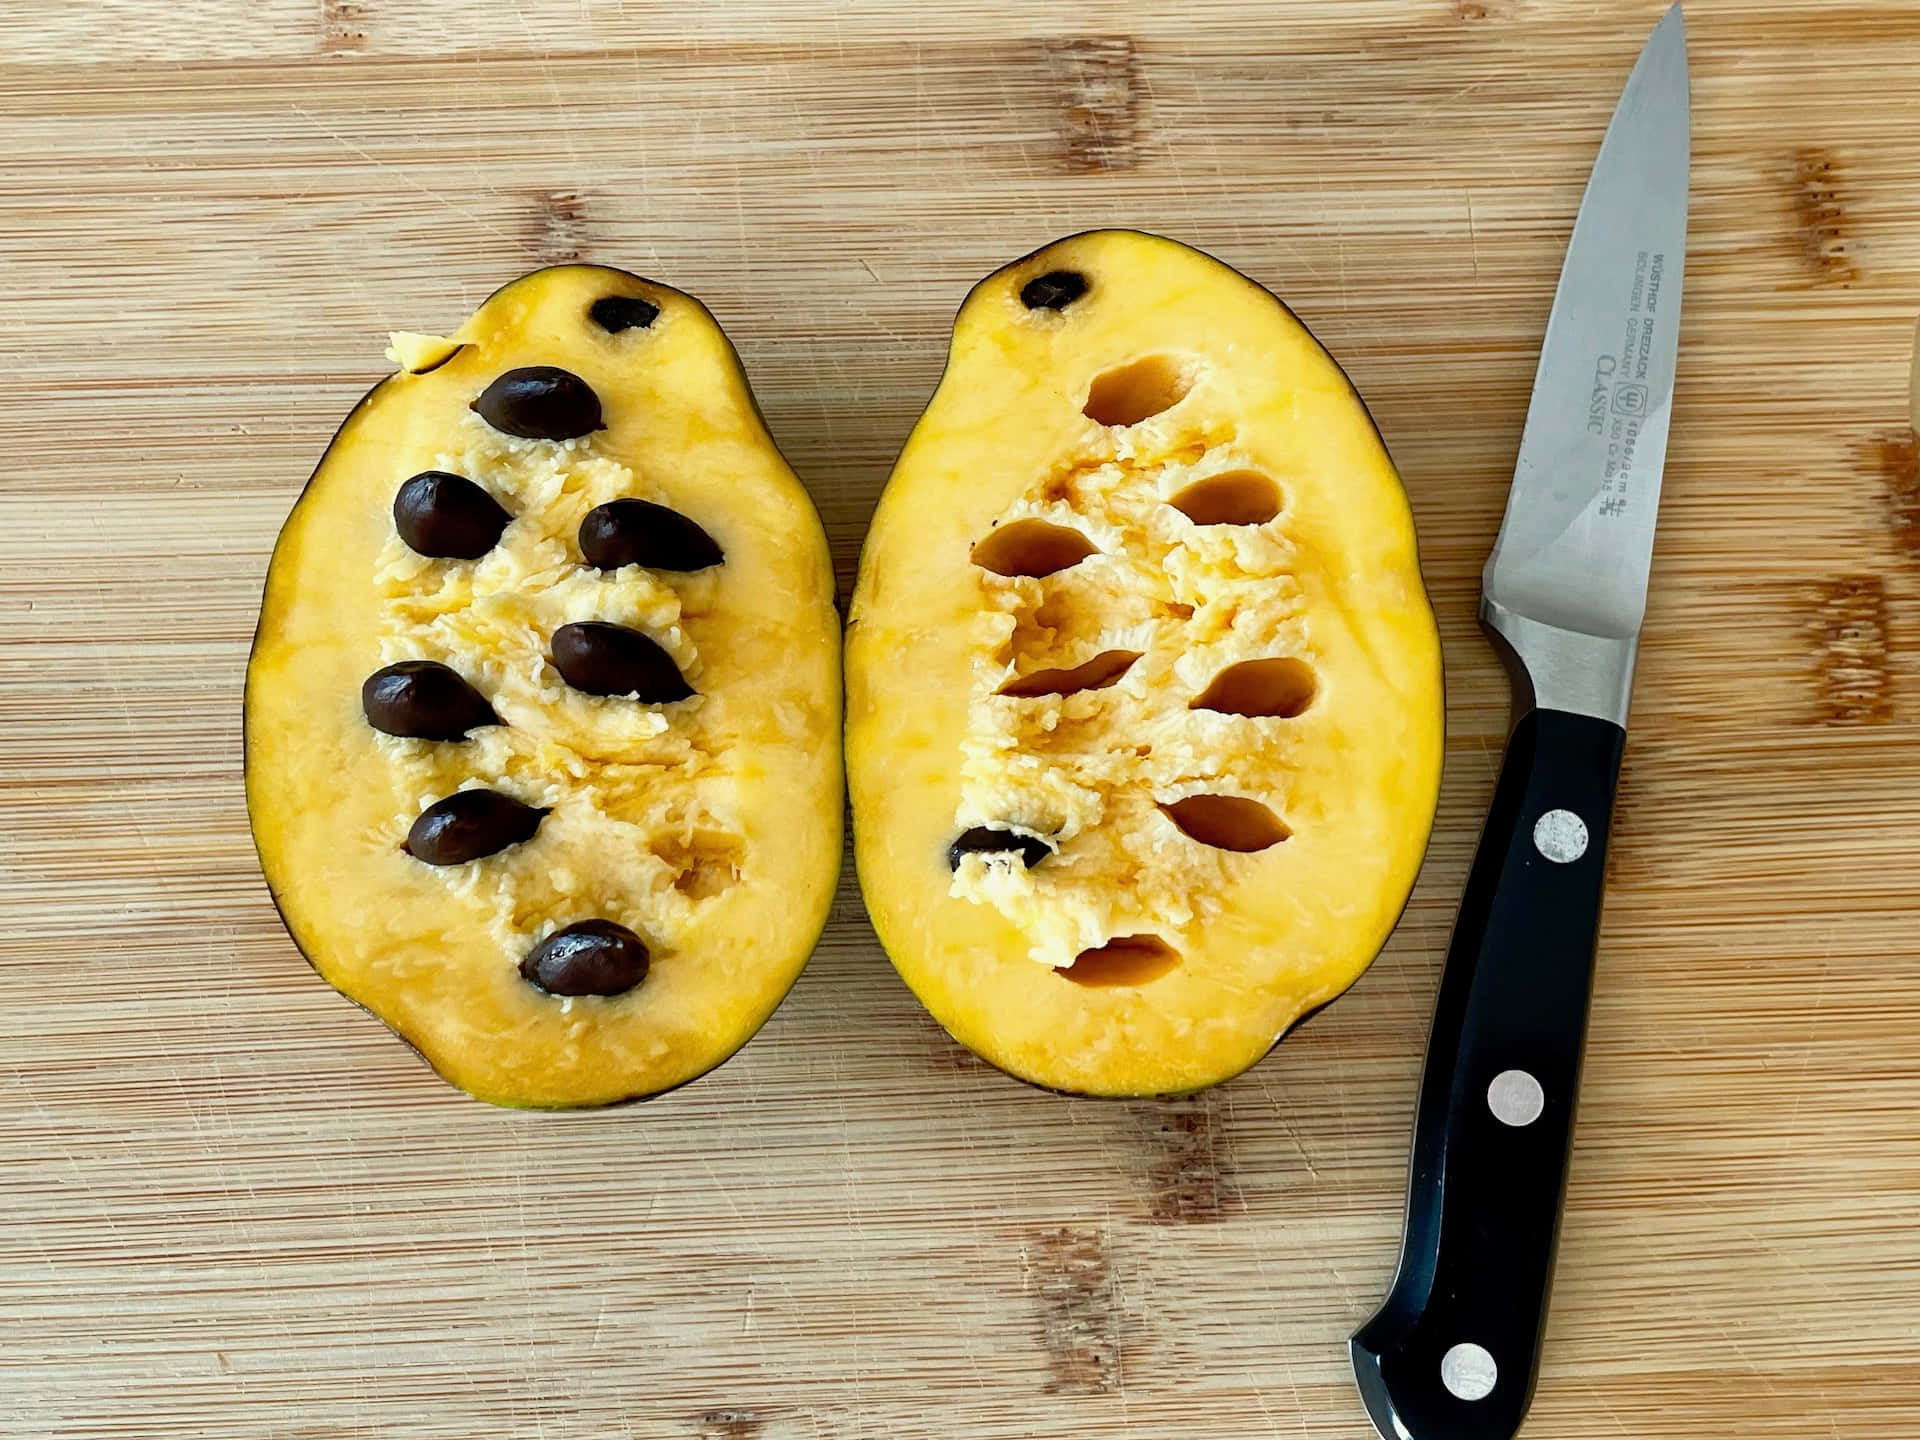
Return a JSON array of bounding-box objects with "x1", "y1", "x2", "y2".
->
[{"x1": 4, "y1": 2, "x2": 1919, "y2": 1436}]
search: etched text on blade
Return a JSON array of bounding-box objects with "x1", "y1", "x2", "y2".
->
[{"x1": 1485, "y1": 4, "x2": 1688, "y2": 641}]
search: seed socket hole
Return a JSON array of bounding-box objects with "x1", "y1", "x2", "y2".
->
[
  {"x1": 947, "y1": 826, "x2": 1053, "y2": 871},
  {"x1": 1056, "y1": 935, "x2": 1182, "y2": 987},
  {"x1": 998, "y1": 649, "x2": 1141, "y2": 699},
  {"x1": 1170, "y1": 470, "x2": 1282, "y2": 526},
  {"x1": 1160, "y1": 795, "x2": 1290, "y2": 852},
  {"x1": 1083, "y1": 355, "x2": 1195, "y2": 428},
  {"x1": 649, "y1": 830, "x2": 745, "y2": 900},
  {"x1": 1192, "y1": 657, "x2": 1317, "y2": 718},
  {"x1": 1020, "y1": 269, "x2": 1089, "y2": 311},
  {"x1": 971, "y1": 518, "x2": 1099, "y2": 578}
]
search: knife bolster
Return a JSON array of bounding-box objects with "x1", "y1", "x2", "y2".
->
[{"x1": 1481, "y1": 596, "x2": 1637, "y2": 728}]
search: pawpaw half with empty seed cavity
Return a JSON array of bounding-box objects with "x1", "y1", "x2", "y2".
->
[
  {"x1": 846, "y1": 231, "x2": 1444, "y2": 1097},
  {"x1": 246, "y1": 265, "x2": 842, "y2": 1108}
]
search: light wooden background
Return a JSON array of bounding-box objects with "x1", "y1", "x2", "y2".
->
[{"x1": 3, "y1": 1, "x2": 1918, "y2": 1436}]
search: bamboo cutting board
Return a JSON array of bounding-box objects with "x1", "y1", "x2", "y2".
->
[{"x1": 3, "y1": 2, "x2": 1918, "y2": 1436}]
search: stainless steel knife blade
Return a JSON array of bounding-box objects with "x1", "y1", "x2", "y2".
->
[{"x1": 1482, "y1": 2, "x2": 1688, "y2": 725}]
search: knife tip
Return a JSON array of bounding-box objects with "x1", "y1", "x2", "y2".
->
[{"x1": 1645, "y1": 2, "x2": 1688, "y2": 84}]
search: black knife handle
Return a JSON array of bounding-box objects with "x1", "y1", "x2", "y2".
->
[{"x1": 1351, "y1": 706, "x2": 1625, "y2": 1440}]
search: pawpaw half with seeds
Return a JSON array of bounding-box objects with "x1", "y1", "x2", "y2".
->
[
  {"x1": 246, "y1": 265, "x2": 842, "y2": 1108},
  {"x1": 846, "y1": 231, "x2": 1443, "y2": 1096}
]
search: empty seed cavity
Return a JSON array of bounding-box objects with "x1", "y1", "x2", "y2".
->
[
  {"x1": 999, "y1": 649, "x2": 1141, "y2": 699},
  {"x1": 1160, "y1": 795, "x2": 1289, "y2": 852},
  {"x1": 948, "y1": 826, "x2": 1053, "y2": 871},
  {"x1": 971, "y1": 518, "x2": 1099, "y2": 578},
  {"x1": 649, "y1": 830, "x2": 746, "y2": 900},
  {"x1": 1021, "y1": 269, "x2": 1089, "y2": 311},
  {"x1": 1056, "y1": 935, "x2": 1182, "y2": 987},
  {"x1": 1083, "y1": 355, "x2": 1195, "y2": 428},
  {"x1": 1192, "y1": 657, "x2": 1316, "y2": 718},
  {"x1": 1170, "y1": 470, "x2": 1281, "y2": 526}
]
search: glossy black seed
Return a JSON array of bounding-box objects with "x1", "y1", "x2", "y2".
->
[
  {"x1": 393, "y1": 471, "x2": 511, "y2": 559},
  {"x1": 589, "y1": 295, "x2": 661, "y2": 333},
  {"x1": 471, "y1": 366, "x2": 604, "y2": 440},
  {"x1": 550, "y1": 621, "x2": 694, "y2": 701},
  {"x1": 521, "y1": 919, "x2": 650, "y2": 997},
  {"x1": 947, "y1": 826, "x2": 1054, "y2": 871},
  {"x1": 1020, "y1": 270, "x2": 1089, "y2": 311},
  {"x1": 579, "y1": 499, "x2": 723, "y2": 572},
  {"x1": 362, "y1": 661, "x2": 499, "y2": 740},
  {"x1": 403, "y1": 790, "x2": 548, "y2": 866}
]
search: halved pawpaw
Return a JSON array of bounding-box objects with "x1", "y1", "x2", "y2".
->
[
  {"x1": 246, "y1": 265, "x2": 841, "y2": 1108},
  {"x1": 846, "y1": 231, "x2": 1443, "y2": 1097}
]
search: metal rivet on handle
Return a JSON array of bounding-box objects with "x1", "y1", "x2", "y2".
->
[
  {"x1": 1488, "y1": 1069, "x2": 1546, "y2": 1127},
  {"x1": 1533, "y1": 808, "x2": 1589, "y2": 863},
  {"x1": 1441, "y1": 1342, "x2": 1499, "y2": 1401}
]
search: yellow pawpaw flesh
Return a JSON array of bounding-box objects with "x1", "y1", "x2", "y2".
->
[
  {"x1": 846, "y1": 231, "x2": 1444, "y2": 1097},
  {"x1": 246, "y1": 266, "x2": 842, "y2": 1108}
]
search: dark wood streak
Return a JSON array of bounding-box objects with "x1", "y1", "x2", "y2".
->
[
  {"x1": 530, "y1": 188, "x2": 589, "y2": 264},
  {"x1": 1027, "y1": 1226, "x2": 1122, "y2": 1394},
  {"x1": 1044, "y1": 36, "x2": 1142, "y2": 173},
  {"x1": 696, "y1": 1409, "x2": 765, "y2": 1439},
  {"x1": 319, "y1": 0, "x2": 371, "y2": 54},
  {"x1": 1792, "y1": 149, "x2": 1857, "y2": 285},
  {"x1": 1859, "y1": 428, "x2": 1920, "y2": 562},
  {"x1": 1806, "y1": 575, "x2": 1892, "y2": 725},
  {"x1": 1132, "y1": 1092, "x2": 1241, "y2": 1224}
]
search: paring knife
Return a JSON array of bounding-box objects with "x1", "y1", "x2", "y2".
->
[{"x1": 1349, "y1": 8, "x2": 1689, "y2": 1440}]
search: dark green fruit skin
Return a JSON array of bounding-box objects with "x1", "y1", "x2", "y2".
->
[
  {"x1": 246, "y1": 263, "x2": 837, "y2": 1110},
  {"x1": 851, "y1": 230, "x2": 1445, "y2": 1099}
]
